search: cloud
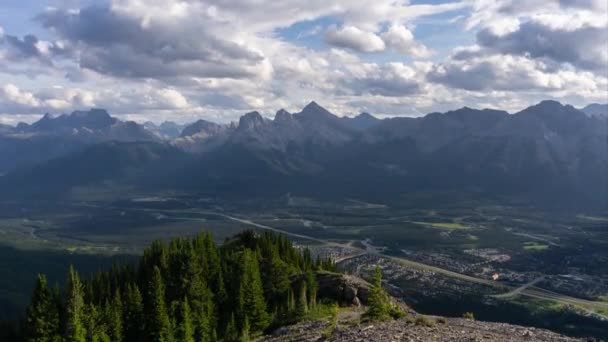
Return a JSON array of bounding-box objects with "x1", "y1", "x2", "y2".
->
[
  {"x1": 0, "y1": 0, "x2": 606, "y2": 122},
  {"x1": 476, "y1": 20, "x2": 608, "y2": 71},
  {"x1": 37, "y1": 5, "x2": 267, "y2": 80},
  {"x1": 382, "y1": 25, "x2": 431, "y2": 58},
  {"x1": 0, "y1": 32, "x2": 70, "y2": 66},
  {"x1": 347, "y1": 63, "x2": 422, "y2": 97},
  {"x1": 324, "y1": 25, "x2": 386, "y2": 53},
  {"x1": 428, "y1": 54, "x2": 605, "y2": 97}
]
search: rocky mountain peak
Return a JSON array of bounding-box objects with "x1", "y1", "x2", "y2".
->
[
  {"x1": 274, "y1": 109, "x2": 294, "y2": 124},
  {"x1": 343, "y1": 112, "x2": 381, "y2": 130},
  {"x1": 69, "y1": 108, "x2": 115, "y2": 129},
  {"x1": 238, "y1": 111, "x2": 266, "y2": 130},
  {"x1": 180, "y1": 119, "x2": 222, "y2": 138},
  {"x1": 299, "y1": 101, "x2": 335, "y2": 119}
]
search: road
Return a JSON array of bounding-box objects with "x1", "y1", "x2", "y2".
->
[
  {"x1": 73, "y1": 203, "x2": 608, "y2": 318},
  {"x1": 493, "y1": 276, "x2": 546, "y2": 298},
  {"x1": 209, "y1": 211, "x2": 608, "y2": 318}
]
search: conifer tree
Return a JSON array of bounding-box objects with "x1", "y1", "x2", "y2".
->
[
  {"x1": 15, "y1": 230, "x2": 337, "y2": 342},
  {"x1": 147, "y1": 266, "x2": 173, "y2": 342},
  {"x1": 85, "y1": 303, "x2": 109, "y2": 342},
  {"x1": 65, "y1": 266, "x2": 87, "y2": 342},
  {"x1": 223, "y1": 312, "x2": 239, "y2": 342},
  {"x1": 305, "y1": 268, "x2": 317, "y2": 308},
  {"x1": 363, "y1": 266, "x2": 396, "y2": 321},
  {"x1": 294, "y1": 281, "x2": 308, "y2": 320},
  {"x1": 174, "y1": 299, "x2": 194, "y2": 342},
  {"x1": 124, "y1": 283, "x2": 145, "y2": 342},
  {"x1": 261, "y1": 248, "x2": 290, "y2": 312},
  {"x1": 107, "y1": 289, "x2": 123, "y2": 342},
  {"x1": 238, "y1": 250, "x2": 270, "y2": 335},
  {"x1": 24, "y1": 274, "x2": 60, "y2": 342},
  {"x1": 240, "y1": 316, "x2": 250, "y2": 342},
  {"x1": 286, "y1": 286, "x2": 295, "y2": 314}
]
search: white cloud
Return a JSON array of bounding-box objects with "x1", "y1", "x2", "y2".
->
[
  {"x1": 382, "y1": 25, "x2": 432, "y2": 58},
  {"x1": 0, "y1": 0, "x2": 605, "y2": 122},
  {"x1": 325, "y1": 25, "x2": 386, "y2": 53},
  {"x1": 428, "y1": 54, "x2": 606, "y2": 98}
]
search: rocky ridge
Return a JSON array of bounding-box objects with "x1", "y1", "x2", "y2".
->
[{"x1": 263, "y1": 315, "x2": 586, "y2": 342}]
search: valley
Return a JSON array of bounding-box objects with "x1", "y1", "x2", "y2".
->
[{"x1": 1, "y1": 192, "x2": 606, "y2": 337}]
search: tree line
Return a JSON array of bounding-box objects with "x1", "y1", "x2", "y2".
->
[{"x1": 15, "y1": 230, "x2": 335, "y2": 342}]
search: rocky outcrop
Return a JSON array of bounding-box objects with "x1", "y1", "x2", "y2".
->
[
  {"x1": 314, "y1": 271, "x2": 370, "y2": 307},
  {"x1": 262, "y1": 317, "x2": 584, "y2": 342}
]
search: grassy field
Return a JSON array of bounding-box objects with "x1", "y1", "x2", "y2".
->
[
  {"x1": 412, "y1": 221, "x2": 471, "y2": 230},
  {"x1": 523, "y1": 242, "x2": 550, "y2": 251}
]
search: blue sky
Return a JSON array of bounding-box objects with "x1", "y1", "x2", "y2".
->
[{"x1": 0, "y1": 0, "x2": 606, "y2": 124}]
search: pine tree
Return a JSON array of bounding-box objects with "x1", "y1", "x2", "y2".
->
[
  {"x1": 261, "y1": 248, "x2": 290, "y2": 312},
  {"x1": 223, "y1": 312, "x2": 239, "y2": 342},
  {"x1": 363, "y1": 266, "x2": 393, "y2": 321},
  {"x1": 294, "y1": 281, "x2": 308, "y2": 320},
  {"x1": 124, "y1": 283, "x2": 145, "y2": 342},
  {"x1": 238, "y1": 250, "x2": 270, "y2": 335},
  {"x1": 107, "y1": 289, "x2": 123, "y2": 342},
  {"x1": 16, "y1": 230, "x2": 334, "y2": 342},
  {"x1": 146, "y1": 266, "x2": 173, "y2": 342},
  {"x1": 240, "y1": 316, "x2": 250, "y2": 342},
  {"x1": 84, "y1": 303, "x2": 109, "y2": 342},
  {"x1": 286, "y1": 286, "x2": 295, "y2": 313},
  {"x1": 174, "y1": 299, "x2": 194, "y2": 342},
  {"x1": 305, "y1": 268, "x2": 317, "y2": 308},
  {"x1": 24, "y1": 274, "x2": 60, "y2": 342},
  {"x1": 65, "y1": 266, "x2": 87, "y2": 342},
  {"x1": 184, "y1": 250, "x2": 214, "y2": 342}
]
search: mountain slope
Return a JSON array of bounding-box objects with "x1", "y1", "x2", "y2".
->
[
  {"x1": 581, "y1": 103, "x2": 608, "y2": 117},
  {"x1": 0, "y1": 141, "x2": 187, "y2": 197},
  {"x1": 0, "y1": 109, "x2": 160, "y2": 173},
  {"x1": 144, "y1": 121, "x2": 185, "y2": 139},
  {"x1": 3, "y1": 101, "x2": 605, "y2": 208}
]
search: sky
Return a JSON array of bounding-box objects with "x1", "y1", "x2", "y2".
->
[{"x1": 0, "y1": 0, "x2": 606, "y2": 124}]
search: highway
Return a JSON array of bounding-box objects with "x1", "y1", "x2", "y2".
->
[
  {"x1": 74, "y1": 202, "x2": 608, "y2": 318},
  {"x1": 210, "y1": 211, "x2": 608, "y2": 318}
]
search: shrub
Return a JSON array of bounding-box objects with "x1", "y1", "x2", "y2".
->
[
  {"x1": 414, "y1": 316, "x2": 436, "y2": 327},
  {"x1": 462, "y1": 312, "x2": 475, "y2": 320}
]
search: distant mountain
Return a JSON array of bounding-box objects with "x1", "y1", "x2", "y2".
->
[
  {"x1": 342, "y1": 112, "x2": 381, "y2": 130},
  {"x1": 18, "y1": 109, "x2": 159, "y2": 142},
  {"x1": 144, "y1": 121, "x2": 186, "y2": 140},
  {"x1": 581, "y1": 103, "x2": 608, "y2": 117},
  {"x1": 2, "y1": 101, "x2": 606, "y2": 208},
  {"x1": 179, "y1": 119, "x2": 225, "y2": 138},
  {"x1": 171, "y1": 119, "x2": 233, "y2": 153},
  {"x1": 27, "y1": 109, "x2": 116, "y2": 133},
  {"x1": 0, "y1": 141, "x2": 186, "y2": 197},
  {"x1": 0, "y1": 109, "x2": 160, "y2": 173},
  {"x1": 0, "y1": 124, "x2": 13, "y2": 134},
  {"x1": 366, "y1": 107, "x2": 509, "y2": 152}
]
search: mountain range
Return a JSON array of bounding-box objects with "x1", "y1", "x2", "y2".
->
[{"x1": 0, "y1": 101, "x2": 606, "y2": 208}]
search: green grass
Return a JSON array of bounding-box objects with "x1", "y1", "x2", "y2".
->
[
  {"x1": 304, "y1": 302, "x2": 340, "y2": 321},
  {"x1": 412, "y1": 221, "x2": 470, "y2": 230},
  {"x1": 599, "y1": 296, "x2": 608, "y2": 315},
  {"x1": 509, "y1": 296, "x2": 565, "y2": 313},
  {"x1": 523, "y1": 242, "x2": 549, "y2": 251}
]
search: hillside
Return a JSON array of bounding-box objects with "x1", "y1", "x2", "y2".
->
[
  {"x1": 4, "y1": 230, "x2": 588, "y2": 342},
  {"x1": 263, "y1": 315, "x2": 580, "y2": 342},
  {"x1": 8, "y1": 231, "x2": 336, "y2": 341}
]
